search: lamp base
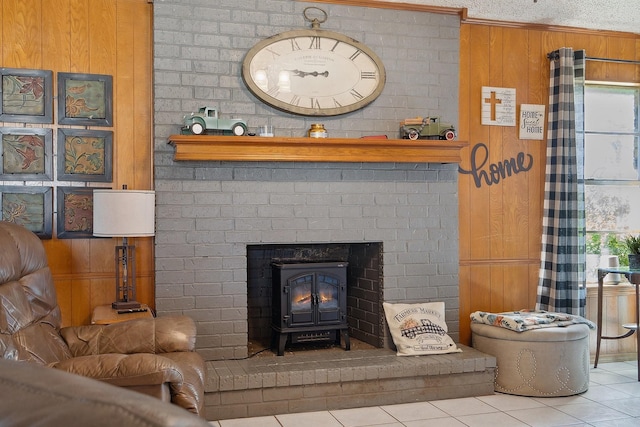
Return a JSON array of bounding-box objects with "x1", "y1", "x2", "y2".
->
[{"x1": 112, "y1": 300, "x2": 142, "y2": 310}]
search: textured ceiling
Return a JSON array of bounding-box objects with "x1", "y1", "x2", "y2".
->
[{"x1": 385, "y1": 0, "x2": 639, "y2": 34}]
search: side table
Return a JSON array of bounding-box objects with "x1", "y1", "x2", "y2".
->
[
  {"x1": 595, "y1": 267, "x2": 640, "y2": 381},
  {"x1": 91, "y1": 304, "x2": 154, "y2": 325}
]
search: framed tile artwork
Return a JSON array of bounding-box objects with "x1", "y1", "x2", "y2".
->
[
  {"x1": 56, "y1": 186, "x2": 99, "y2": 239},
  {"x1": 57, "y1": 128, "x2": 113, "y2": 182},
  {"x1": 57, "y1": 72, "x2": 113, "y2": 126},
  {"x1": 0, "y1": 127, "x2": 53, "y2": 181},
  {"x1": 0, "y1": 68, "x2": 53, "y2": 124},
  {"x1": 0, "y1": 186, "x2": 53, "y2": 239}
]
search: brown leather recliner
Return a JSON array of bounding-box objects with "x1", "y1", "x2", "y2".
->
[
  {"x1": 0, "y1": 221, "x2": 205, "y2": 416},
  {"x1": 0, "y1": 358, "x2": 210, "y2": 427}
]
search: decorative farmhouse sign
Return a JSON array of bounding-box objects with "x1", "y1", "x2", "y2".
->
[
  {"x1": 519, "y1": 104, "x2": 546, "y2": 140},
  {"x1": 481, "y1": 86, "x2": 516, "y2": 126}
]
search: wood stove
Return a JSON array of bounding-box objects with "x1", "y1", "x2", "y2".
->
[{"x1": 271, "y1": 261, "x2": 350, "y2": 356}]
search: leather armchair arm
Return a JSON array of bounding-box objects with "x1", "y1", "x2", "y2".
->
[
  {"x1": 50, "y1": 352, "x2": 204, "y2": 415},
  {"x1": 60, "y1": 315, "x2": 197, "y2": 357},
  {"x1": 49, "y1": 353, "x2": 183, "y2": 387}
]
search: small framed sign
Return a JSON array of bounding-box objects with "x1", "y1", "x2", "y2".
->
[
  {"x1": 519, "y1": 104, "x2": 546, "y2": 140},
  {"x1": 481, "y1": 86, "x2": 516, "y2": 126}
]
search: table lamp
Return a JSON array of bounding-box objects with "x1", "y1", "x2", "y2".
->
[{"x1": 93, "y1": 186, "x2": 155, "y2": 310}]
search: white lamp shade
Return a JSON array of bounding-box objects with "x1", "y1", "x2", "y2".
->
[{"x1": 93, "y1": 189, "x2": 155, "y2": 237}]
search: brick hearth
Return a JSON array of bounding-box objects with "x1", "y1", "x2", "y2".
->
[{"x1": 204, "y1": 346, "x2": 496, "y2": 420}]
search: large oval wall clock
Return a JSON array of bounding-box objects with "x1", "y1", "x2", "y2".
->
[{"x1": 242, "y1": 8, "x2": 386, "y2": 116}]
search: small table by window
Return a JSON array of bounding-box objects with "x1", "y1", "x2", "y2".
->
[
  {"x1": 595, "y1": 267, "x2": 640, "y2": 380},
  {"x1": 91, "y1": 304, "x2": 154, "y2": 325}
]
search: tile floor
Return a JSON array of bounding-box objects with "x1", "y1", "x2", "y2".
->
[{"x1": 209, "y1": 361, "x2": 640, "y2": 427}]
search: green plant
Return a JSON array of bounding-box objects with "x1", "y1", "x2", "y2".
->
[
  {"x1": 624, "y1": 235, "x2": 640, "y2": 255},
  {"x1": 606, "y1": 234, "x2": 629, "y2": 257},
  {"x1": 586, "y1": 233, "x2": 602, "y2": 255},
  {"x1": 605, "y1": 234, "x2": 630, "y2": 267}
]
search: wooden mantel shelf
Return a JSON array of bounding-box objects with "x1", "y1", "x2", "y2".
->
[{"x1": 168, "y1": 135, "x2": 468, "y2": 163}]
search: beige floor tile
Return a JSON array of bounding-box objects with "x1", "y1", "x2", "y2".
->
[
  {"x1": 380, "y1": 401, "x2": 449, "y2": 422},
  {"x1": 506, "y1": 406, "x2": 582, "y2": 427},
  {"x1": 531, "y1": 394, "x2": 591, "y2": 407},
  {"x1": 555, "y1": 402, "x2": 631, "y2": 423},
  {"x1": 595, "y1": 362, "x2": 637, "y2": 372},
  {"x1": 329, "y1": 407, "x2": 398, "y2": 427},
  {"x1": 614, "y1": 369, "x2": 640, "y2": 380},
  {"x1": 590, "y1": 418, "x2": 640, "y2": 427},
  {"x1": 456, "y1": 411, "x2": 529, "y2": 427},
  {"x1": 477, "y1": 393, "x2": 547, "y2": 411},
  {"x1": 402, "y1": 418, "x2": 467, "y2": 427},
  {"x1": 608, "y1": 381, "x2": 640, "y2": 397},
  {"x1": 356, "y1": 424, "x2": 404, "y2": 427},
  {"x1": 581, "y1": 384, "x2": 634, "y2": 401},
  {"x1": 590, "y1": 371, "x2": 637, "y2": 385},
  {"x1": 218, "y1": 416, "x2": 281, "y2": 427},
  {"x1": 597, "y1": 397, "x2": 640, "y2": 417},
  {"x1": 431, "y1": 397, "x2": 499, "y2": 417},
  {"x1": 276, "y1": 411, "x2": 343, "y2": 427}
]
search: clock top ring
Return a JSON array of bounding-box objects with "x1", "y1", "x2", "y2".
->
[
  {"x1": 303, "y1": 6, "x2": 328, "y2": 27},
  {"x1": 241, "y1": 12, "x2": 386, "y2": 117}
]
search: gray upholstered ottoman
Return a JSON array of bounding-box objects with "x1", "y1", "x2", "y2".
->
[{"x1": 471, "y1": 322, "x2": 590, "y2": 397}]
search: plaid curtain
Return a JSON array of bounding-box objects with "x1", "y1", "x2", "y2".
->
[{"x1": 536, "y1": 48, "x2": 586, "y2": 315}]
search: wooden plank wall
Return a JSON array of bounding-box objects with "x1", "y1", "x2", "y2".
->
[
  {"x1": 0, "y1": 0, "x2": 154, "y2": 327},
  {"x1": 4, "y1": 0, "x2": 640, "y2": 340},
  {"x1": 458, "y1": 22, "x2": 640, "y2": 345}
]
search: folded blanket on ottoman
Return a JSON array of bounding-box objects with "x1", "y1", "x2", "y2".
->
[{"x1": 470, "y1": 310, "x2": 595, "y2": 332}]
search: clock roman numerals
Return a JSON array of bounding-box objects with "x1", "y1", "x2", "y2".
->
[
  {"x1": 349, "y1": 49, "x2": 363, "y2": 61},
  {"x1": 265, "y1": 47, "x2": 281, "y2": 60},
  {"x1": 266, "y1": 86, "x2": 280, "y2": 98},
  {"x1": 290, "y1": 39, "x2": 301, "y2": 51},
  {"x1": 309, "y1": 37, "x2": 321, "y2": 49},
  {"x1": 350, "y1": 89, "x2": 364, "y2": 100},
  {"x1": 361, "y1": 71, "x2": 376, "y2": 79},
  {"x1": 271, "y1": 91, "x2": 374, "y2": 111}
]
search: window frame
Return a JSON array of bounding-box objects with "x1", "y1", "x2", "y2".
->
[{"x1": 583, "y1": 81, "x2": 640, "y2": 274}]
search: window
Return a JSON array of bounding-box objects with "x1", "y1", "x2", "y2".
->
[{"x1": 584, "y1": 82, "x2": 640, "y2": 280}]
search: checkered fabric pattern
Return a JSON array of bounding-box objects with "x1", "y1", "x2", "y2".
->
[{"x1": 536, "y1": 48, "x2": 586, "y2": 315}]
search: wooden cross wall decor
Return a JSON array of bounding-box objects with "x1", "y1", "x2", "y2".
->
[{"x1": 481, "y1": 86, "x2": 516, "y2": 126}]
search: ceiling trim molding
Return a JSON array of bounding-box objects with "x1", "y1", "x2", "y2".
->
[
  {"x1": 299, "y1": 0, "x2": 639, "y2": 38},
  {"x1": 463, "y1": 16, "x2": 640, "y2": 39},
  {"x1": 299, "y1": 0, "x2": 466, "y2": 17}
]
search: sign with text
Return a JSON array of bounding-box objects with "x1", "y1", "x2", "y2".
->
[
  {"x1": 481, "y1": 86, "x2": 516, "y2": 126},
  {"x1": 519, "y1": 104, "x2": 546, "y2": 140},
  {"x1": 458, "y1": 143, "x2": 533, "y2": 188}
]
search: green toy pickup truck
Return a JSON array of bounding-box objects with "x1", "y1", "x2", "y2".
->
[
  {"x1": 400, "y1": 116, "x2": 456, "y2": 141},
  {"x1": 182, "y1": 107, "x2": 248, "y2": 136}
]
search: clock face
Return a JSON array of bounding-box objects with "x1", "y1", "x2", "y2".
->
[{"x1": 242, "y1": 29, "x2": 386, "y2": 116}]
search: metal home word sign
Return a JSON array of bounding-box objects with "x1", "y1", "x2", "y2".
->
[{"x1": 458, "y1": 143, "x2": 534, "y2": 188}]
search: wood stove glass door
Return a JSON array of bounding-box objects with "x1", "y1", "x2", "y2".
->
[
  {"x1": 288, "y1": 274, "x2": 314, "y2": 326},
  {"x1": 316, "y1": 273, "x2": 341, "y2": 324},
  {"x1": 287, "y1": 271, "x2": 343, "y2": 327}
]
